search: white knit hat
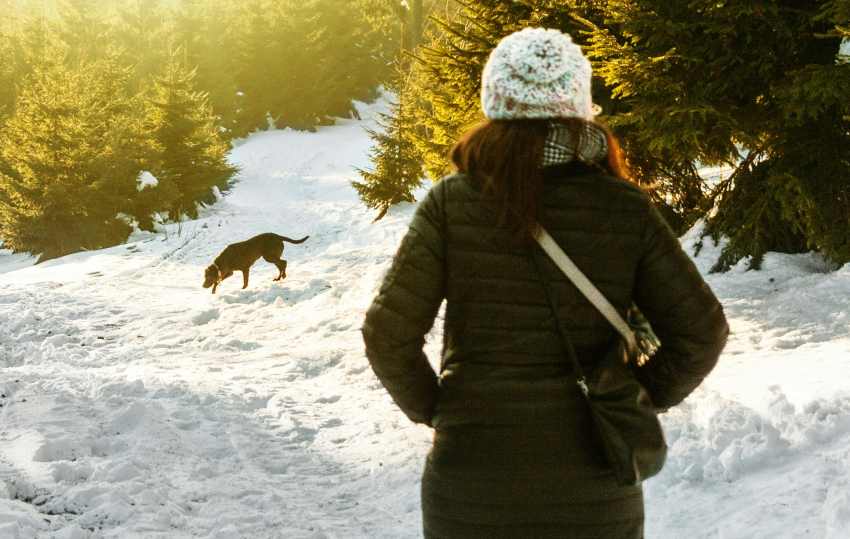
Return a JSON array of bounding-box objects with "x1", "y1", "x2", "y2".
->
[{"x1": 481, "y1": 28, "x2": 596, "y2": 121}]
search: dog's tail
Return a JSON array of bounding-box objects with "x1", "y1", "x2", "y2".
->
[{"x1": 275, "y1": 234, "x2": 310, "y2": 244}]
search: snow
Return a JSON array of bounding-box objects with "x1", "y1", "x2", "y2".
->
[
  {"x1": 136, "y1": 171, "x2": 158, "y2": 191},
  {"x1": 0, "y1": 247, "x2": 36, "y2": 275},
  {"x1": 1, "y1": 97, "x2": 850, "y2": 538}
]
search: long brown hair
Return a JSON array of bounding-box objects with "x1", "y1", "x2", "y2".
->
[{"x1": 451, "y1": 117, "x2": 631, "y2": 241}]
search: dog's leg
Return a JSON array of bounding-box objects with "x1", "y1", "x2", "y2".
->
[
  {"x1": 241, "y1": 268, "x2": 250, "y2": 289},
  {"x1": 212, "y1": 282, "x2": 218, "y2": 294},
  {"x1": 216, "y1": 271, "x2": 233, "y2": 293},
  {"x1": 272, "y1": 259, "x2": 287, "y2": 281},
  {"x1": 263, "y1": 251, "x2": 287, "y2": 281}
]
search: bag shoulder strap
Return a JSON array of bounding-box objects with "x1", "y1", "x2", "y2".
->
[
  {"x1": 529, "y1": 246, "x2": 589, "y2": 394},
  {"x1": 534, "y1": 226, "x2": 637, "y2": 354}
]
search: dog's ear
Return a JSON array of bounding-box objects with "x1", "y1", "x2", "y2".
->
[{"x1": 206, "y1": 265, "x2": 222, "y2": 281}]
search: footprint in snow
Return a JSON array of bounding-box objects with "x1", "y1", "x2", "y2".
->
[
  {"x1": 225, "y1": 339, "x2": 261, "y2": 351},
  {"x1": 320, "y1": 418, "x2": 343, "y2": 428}
]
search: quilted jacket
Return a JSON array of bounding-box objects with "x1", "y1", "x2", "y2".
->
[{"x1": 362, "y1": 162, "x2": 729, "y2": 428}]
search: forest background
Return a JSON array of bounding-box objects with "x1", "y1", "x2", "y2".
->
[{"x1": 1, "y1": 0, "x2": 848, "y2": 273}]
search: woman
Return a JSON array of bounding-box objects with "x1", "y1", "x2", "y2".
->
[{"x1": 362, "y1": 28, "x2": 728, "y2": 538}]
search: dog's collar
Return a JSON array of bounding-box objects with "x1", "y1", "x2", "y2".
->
[{"x1": 211, "y1": 262, "x2": 222, "y2": 277}]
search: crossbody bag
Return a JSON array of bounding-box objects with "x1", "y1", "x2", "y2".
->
[{"x1": 532, "y1": 226, "x2": 667, "y2": 486}]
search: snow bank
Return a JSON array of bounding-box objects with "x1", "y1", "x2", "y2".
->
[{"x1": 0, "y1": 247, "x2": 37, "y2": 275}]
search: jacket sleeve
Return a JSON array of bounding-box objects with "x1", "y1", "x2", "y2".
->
[
  {"x1": 632, "y1": 199, "x2": 729, "y2": 410},
  {"x1": 362, "y1": 183, "x2": 446, "y2": 425}
]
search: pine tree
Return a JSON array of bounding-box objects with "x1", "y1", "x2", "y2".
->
[
  {"x1": 229, "y1": 0, "x2": 397, "y2": 134},
  {"x1": 353, "y1": 95, "x2": 423, "y2": 221},
  {"x1": 268, "y1": 0, "x2": 324, "y2": 130},
  {"x1": 0, "y1": 48, "x2": 146, "y2": 261},
  {"x1": 584, "y1": 1, "x2": 850, "y2": 270},
  {"x1": 0, "y1": 1, "x2": 17, "y2": 120},
  {"x1": 54, "y1": 0, "x2": 113, "y2": 64},
  {"x1": 0, "y1": 31, "x2": 16, "y2": 122},
  {"x1": 382, "y1": 0, "x2": 426, "y2": 52},
  {"x1": 171, "y1": 0, "x2": 242, "y2": 136},
  {"x1": 114, "y1": 0, "x2": 169, "y2": 92},
  {"x1": 1, "y1": 0, "x2": 409, "y2": 250},
  {"x1": 229, "y1": 0, "x2": 288, "y2": 134},
  {"x1": 310, "y1": 0, "x2": 393, "y2": 122},
  {"x1": 145, "y1": 50, "x2": 237, "y2": 222},
  {"x1": 386, "y1": 1, "x2": 850, "y2": 270},
  {"x1": 403, "y1": 1, "x2": 588, "y2": 179},
  {"x1": 0, "y1": 3, "x2": 53, "y2": 122},
  {"x1": 356, "y1": 0, "x2": 402, "y2": 58}
]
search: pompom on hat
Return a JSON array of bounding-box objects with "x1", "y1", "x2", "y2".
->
[{"x1": 481, "y1": 28, "x2": 599, "y2": 121}]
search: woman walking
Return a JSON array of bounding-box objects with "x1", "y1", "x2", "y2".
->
[{"x1": 362, "y1": 28, "x2": 728, "y2": 538}]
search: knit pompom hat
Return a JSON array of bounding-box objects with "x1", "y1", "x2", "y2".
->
[{"x1": 481, "y1": 28, "x2": 596, "y2": 121}]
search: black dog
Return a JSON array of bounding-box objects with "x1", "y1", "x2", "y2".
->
[{"x1": 203, "y1": 233, "x2": 309, "y2": 294}]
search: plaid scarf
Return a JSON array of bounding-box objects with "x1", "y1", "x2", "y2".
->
[{"x1": 542, "y1": 122, "x2": 608, "y2": 166}]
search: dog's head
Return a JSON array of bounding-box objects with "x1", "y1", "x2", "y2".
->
[{"x1": 202, "y1": 265, "x2": 220, "y2": 289}]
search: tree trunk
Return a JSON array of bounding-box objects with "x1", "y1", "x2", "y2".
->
[
  {"x1": 408, "y1": 0, "x2": 423, "y2": 49},
  {"x1": 396, "y1": 0, "x2": 424, "y2": 51}
]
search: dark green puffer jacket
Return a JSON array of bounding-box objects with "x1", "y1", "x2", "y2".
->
[{"x1": 363, "y1": 162, "x2": 728, "y2": 429}]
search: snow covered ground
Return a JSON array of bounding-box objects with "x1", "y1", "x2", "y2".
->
[{"x1": 1, "y1": 99, "x2": 849, "y2": 538}]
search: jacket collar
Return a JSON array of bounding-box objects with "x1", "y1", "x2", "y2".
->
[{"x1": 541, "y1": 160, "x2": 604, "y2": 181}]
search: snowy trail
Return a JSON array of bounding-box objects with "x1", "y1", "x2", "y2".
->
[
  {"x1": 0, "y1": 102, "x2": 435, "y2": 538},
  {"x1": 2, "y1": 99, "x2": 850, "y2": 538}
]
